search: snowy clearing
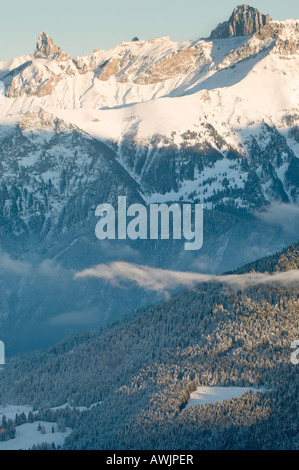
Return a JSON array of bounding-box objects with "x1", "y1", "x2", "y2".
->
[
  {"x1": 185, "y1": 386, "x2": 266, "y2": 408},
  {"x1": 0, "y1": 421, "x2": 71, "y2": 450}
]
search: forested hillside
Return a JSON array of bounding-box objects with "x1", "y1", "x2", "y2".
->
[
  {"x1": 229, "y1": 242, "x2": 299, "y2": 274},
  {"x1": 0, "y1": 242, "x2": 299, "y2": 449}
]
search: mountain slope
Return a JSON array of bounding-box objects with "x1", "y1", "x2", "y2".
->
[
  {"x1": 0, "y1": 240, "x2": 298, "y2": 449},
  {"x1": 229, "y1": 241, "x2": 299, "y2": 274},
  {"x1": 0, "y1": 5, "x2": 298, "y2": 353},
  {"x1": 0, "y1": 13, "x2": 298, "y2": 209}
]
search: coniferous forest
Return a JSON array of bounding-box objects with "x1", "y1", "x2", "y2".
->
[{"x1": 0, "y1": 243, "x2": 298, "y2": 449}]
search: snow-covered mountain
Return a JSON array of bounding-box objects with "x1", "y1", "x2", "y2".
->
[
  {"x1": 0, "y1": 4, "x2": 298, "y2": 352},
  {"x1": 1, "y1": 6, "x2": 298, "y2": 209}
]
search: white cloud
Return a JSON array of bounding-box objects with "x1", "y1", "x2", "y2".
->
[
  {"x1": 0, "y1": 252, "x2": 31, "y2": 275},
  {"x1": 256, "y1": 203, "x2": 299, "y2": 236},
  {"x1": 0, "y1": 251, "x2": 71, "y2": 279},
  {"x1": 75, "y1": 261, "x2": 299, "y2": 294}
]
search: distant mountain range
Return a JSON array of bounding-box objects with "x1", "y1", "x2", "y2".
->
[{"x1": 0, "y1": 4, "x2": 298, "y2": 353}]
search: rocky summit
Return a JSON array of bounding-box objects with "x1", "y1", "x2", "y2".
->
[
  {"x1": 210, "y1": 4, "x2": 272, "y2": 39},
  {"x1": 34, "y1": 31, "x2": 66, "y2": 59}
]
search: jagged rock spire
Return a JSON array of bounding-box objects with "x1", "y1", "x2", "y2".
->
[
  {"x1": 210, "y1": 4, "x2": 272, "y2": 39},
  {"x1": 34, "y1": 32, "x2": 64, "y2": 58}
]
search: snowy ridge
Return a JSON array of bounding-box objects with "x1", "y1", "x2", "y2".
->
[
  {"x1": 0, "y1": 19, "x2": 297, "y2": 109},
  {"x1": 0, "y1": 13, "x2": 297, "y2": 213}
]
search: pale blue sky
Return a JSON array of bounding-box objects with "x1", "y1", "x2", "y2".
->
[{"x1": 0, "y1": 1, "x2": 298, "y2": 60}]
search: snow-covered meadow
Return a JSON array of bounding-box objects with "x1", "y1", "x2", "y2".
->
[
  {"x1": 185, "y1": 386, "x2": 265, "y2": 408},
  {"x1": 0, "y1": 405, "x2": 71, "y2": 450}
]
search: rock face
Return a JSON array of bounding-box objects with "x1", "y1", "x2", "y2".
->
[
  {"x1": 210, "y1": 4, "x2": 272, "y2": 39},
  {"x1": 34, "y1": 32, "x2": 65, "y2": 58}
]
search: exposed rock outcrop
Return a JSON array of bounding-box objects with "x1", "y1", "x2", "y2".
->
[
  {"x1": 34, "y1": 32, "x2": 66, "y2": 59},
  {"x1": 210, "y1": 4, "x2": 272, "y2": 39}
]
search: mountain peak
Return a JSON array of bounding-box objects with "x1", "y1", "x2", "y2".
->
[
  {"x1": 210, "y1": 4, "x2": 272, "y2": 39},
  {"x1": 34, "y1": 32, "x2": 65, "y2": 58}
]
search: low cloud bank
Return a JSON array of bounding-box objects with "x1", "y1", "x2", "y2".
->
[
  {"x1": 256, "y1": 203, "x2": 299, "y2": 236},
  {"x1": 75, "y1": 261, "x2": 299, "y2": 293},
  {"x1": 0, "y1": 251, "x2": 72, "y2": 279}
]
